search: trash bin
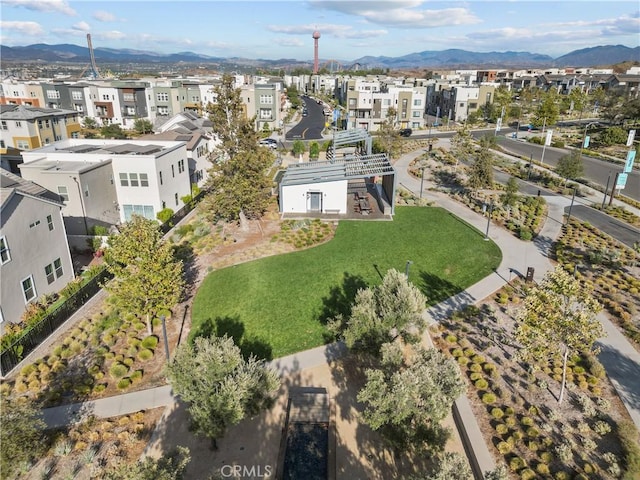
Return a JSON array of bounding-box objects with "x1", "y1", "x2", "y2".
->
[{"x1": 526, "y1": 267, "x2": 535, "y2": 283}]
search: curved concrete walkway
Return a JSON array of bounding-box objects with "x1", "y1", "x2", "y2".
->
[{"x1": 41, "y1": 144, "x2": 640, "y2": 477}]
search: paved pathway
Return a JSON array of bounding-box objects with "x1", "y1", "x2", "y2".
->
[{"x1": 40, "y1": 144, "x2": 640, "y2": 475}]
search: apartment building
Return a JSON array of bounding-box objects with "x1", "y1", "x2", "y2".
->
[{"x1": 0, "y1": 104, "x2": 82, "y2": 151}]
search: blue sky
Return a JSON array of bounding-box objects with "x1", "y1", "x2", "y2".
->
[{"x1": 1, "y1": 1, "x2": 639, "y2": 61}]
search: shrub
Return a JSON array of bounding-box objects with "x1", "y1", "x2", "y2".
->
[
  {"x1": 469, "y1": 363, "x2": 483, "y2": 373},
  {"x1": 137, "y1": 348, "x2": 154, "y2": 361},
  {"x1": 505, "y1": 416, "x2": 517, "y2": 427},
  {"x1": 535, "y1": 463, "x2": 550, "y2": 475},
  {"x1": 521, "y1": 416, "x2": 534, "y2": 427},
  {"x1": 93, "y1": 384, "x2": 107, "y2": 394},
  {"x1": 554, "y1": 472, "x2": 570, "y2": 480},
  {"x1": 555, "y1": 442, "x2": 573, "y2": 463},
  {"x1": 470, "y1": 372, "x2": 483, "y2": 381},
  {"x1": 130, "y1": 370, "x2": 143, "y2": 382},
  {"x1": 471, "y1": 355, "x2": 486, "y2": 364},
  {"x1": 156, "y1": 208, "x2": 174, "y2": 224},
  {"x1": 484, "y1": 363, "x2": 497, "y2": 374},
  {"x1": 497, "y1": 441, "x2": 512, "y2": 454},
  {"x1": 496, "y1": 424, "x2": 509, "y2": 435},
  {"x1": 526, "y1": 427, "x2": 540, "y2": 438},
  {"x1": 117, "y1": 378, "x2": 132, "y2": 390},
  {"x1": 482, "y1": 393, "x2": 497, "y2": 404},
  {"x1": 451, "y1": 348, "x2": 464, "y2": 357},
  {"x1": 491, "y1": 408, "x2": 505, "y2": 419},
  {"x1": 445, "y1": 334, "x2": 457, "y2": 343},
  {"x1": 509, "y1": 456, "x2": 526, "y2": 471},
  {"x1": 109, "y1": 362, "x2": 129, "y2": 379},
  {"x1": 141, "y1": 335, "x2": 159, "y2": 349},
  {"x1": 475, "y1": 379, "x2": 489, "y2": 390},
  {"x1": 593, "y1": 420, "x2": 611, "y2": 435},
  {"x1": 123, "y1": 357, "x2": 135, "y2": 367},
  {"x1": 520, "y1": 468, "x2": 536, "y2": 480}
]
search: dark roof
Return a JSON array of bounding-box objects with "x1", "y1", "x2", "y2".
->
[
  {"x1": 0, "y1": 169, "x2": 61, "y2": 207},
  {"x1": 281, "y1": 154, "x2": 394, "y2": 187}
]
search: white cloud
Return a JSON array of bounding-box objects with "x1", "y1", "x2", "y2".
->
[
  {"x1": 72, "y1": 21, "x2": 91, "y2": 32},
  {"x1": 3, "y1": 0, "x2": 75, "y2": 16},
  {"x1": 309, "y1": 1, "x2": 480, "y2": 28},
  {"x1": 274, "y1": 37, "x2": 305, "y2": 47},
  {"x1": 0, "y1": 20, "x2": 45, "y2": 36},
  {"x1": 98, "y1": 30, "x2": 127, "y2": 41},
  {"x1": 92, "y1": 11, "x2": 117, "y2": 22},
  {"x1": 268, "y1": 23, "x2": 386, "y2": 39}
]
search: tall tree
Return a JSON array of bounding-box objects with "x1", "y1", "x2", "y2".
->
[
  {"x1": 104, "y1": 215, "x2": 184, "y2": 335},
  {"x1": 492, "y1": 86, "x2": 512, "y2": 121},
  {"x1": 206, "y1": 74, "x2": 258, "y2": 158},
  {"x1": 0, "y1": 394, "x2": 46, "y2": 477},
  {"x1": 376, "y1": 107, "x2": 402, "y2": 158},
  {"x1": 555, "y1": 150, "x2": 584, "y2": 185},
  {"x1": 450, "y1": 124, "x2": 475, "y2": 168},
  {"x1": 101, "y1": 124, "x2": 127, "y2": 139},
  {"x1": 357, "y1": 346, "x2": 465, "y2": 453},
  {"x1": 199, "y1": 148, "x2": 273, "y2": 222},
  {"x1": 329, "y1": 269, "x2": 428, "y2": 358},
  {"x1": 515, "y1": 266, "x2": 603, "y2": 403},
  {"x1": 410, "y1": 452, "x2": 473, "y2": 480},
  {"x1": 467, "y1": 145, "x2": 494, "y2": 191},
  {"x1": 533, "y1": 90, "x2": 560, "y2": 128},
  {"x1": 165, "y1": 335, "x2": 280, "y2": 449},
  {"x1": 133, "y1": 118, "x2": 154, "y2": 135},
  {"x1": 501, "y1": 176, "x2": 519, "y2": 208}
]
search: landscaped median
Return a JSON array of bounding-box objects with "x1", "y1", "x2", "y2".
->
[{"x1": 191, "y1": 206, "x2": 502, "y2": 359}]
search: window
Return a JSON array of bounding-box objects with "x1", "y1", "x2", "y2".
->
[
  {"x1": 178, "y1": 159, "x2": 185, "y2": 174},
  {"x1": 171, "y1": 165, "x2": 175, "y2": 177},
  {"x1": 21, "y1": 276, "x2": 36, "y2": 303},
  {"x1": 159, "y1": 171, "x2": 163, "y2": 185},
  {"x1": 16, "y1": 140, "x2": 29, "y2": 150},
  {"x1": 122, "y1": 204, "x2": 155, "y2": 221},
  {"x1": 126, "y1": 106, "x2": 136, "y2": 115},
  {"x1": 259, "y1": 108, "x2": 272, "y2": 119},
  {"x1": 45, "y1": 264, "x2": 55, "y2": 284},
  {"x1": 123, "y1": 93, "x2": 135, "y2": 102},
  {"x1": 57, "y1": 186, "x2": 69, "y2": 202},
  {"x1": 102, "y1": 94, "x2": 110, "y2": 101},
  {"x1": 413, "y1": 99, "x2": 422, "y2": 106},
  {"x1": 84, "y1": 185, "x2": 90, "y2": 197},
  {"x1": 54, "y1": 258, "x2": 63, "y2": 278},
  {"x1": 75, "y1": 104, "x2": 84, "y2": 112},
  {"x1": 15, "y1": 121, "x2": 21, "y2": 127},
  {"x1": 412, "y1": 111, "x2": 421, "y2": 117},
  {"x1": 46, "y1": 90, "x2": 60, "y2": 99},
  {"x1": 259, "y1": 94, "x2": 273, "y2": 104},
  {"x1": 119, "y1": 173, "x2": 129, "y2": 187},
  {"x1": 0, "y1": 236, "x2": 10, "y2": 264},
  {"x1": 29, "y1": 220, "x2": 41, "y2": 228},
  {"x1": 47, "y1": 215, "x2": 54, "y2": 231},
  {"x1": 1, "y1": 121, "x2": 7, "y2": 130},
  {"x1": 0, "y1": 140, "x2": 5, "y2": 149},
  {"x1": 140, "y1": 173, "x2": 149, "y2": 187},
  {"x1": 175, "y1": 193, "x2": 179, "y2": 206},
  {"x1": 157, "y1": 106, "x2": 169, "y2": 116},
  {"x1": 156, "y1": 92, "x2": 169, "y2": 102},
  {"x1": 71, "y1": 91, "x2": 83, "y2": 100},
  {"x1": 129, "y1": 173, "x2": 139, "y2": 187}
]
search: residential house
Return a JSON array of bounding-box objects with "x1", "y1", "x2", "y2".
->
[
  {"x1": 0, "y1": 170, "x2": 74, "y2": 330},
  {"x1": 19, "y1": 139, "x2": 190, "y2": 231}
]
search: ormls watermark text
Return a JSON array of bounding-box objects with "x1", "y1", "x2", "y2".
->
[{"x1": 219, "y1": 464, "x2": 273, "y2": 478}]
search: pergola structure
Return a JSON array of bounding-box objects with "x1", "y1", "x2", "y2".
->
[
  {"x1": 328, "y1": 128, "x2": 373, "y2": 159},
  {"x1": 279, "y1": 152, "x2": 396, "y2": 216}
]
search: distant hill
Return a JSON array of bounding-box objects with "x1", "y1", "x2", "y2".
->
[
  {"x1": 1, "y1": 43, "x2": 638, "y2": 69},
  {"x1": 552, "y1": 45, "x2": 640, "y2": 67}
]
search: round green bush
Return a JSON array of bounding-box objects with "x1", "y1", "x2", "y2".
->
[
  {"x1": 463, "y1": 348, "x2": 475, "y2": 357},
  {"x1": 482, "y1": 393, "x2": 497, "y2": 404},
  {"x1": 141, "y1": 335, "x2": 159, "y2": 349},
  {"x1": 505, "y1": 406, "x2": 515, "y2": 415},
  {"x1": 520, "y1": 468, "x2": 536, "y2": 480},
  {"x1": 137, "y1": 348, "x2": 154, "y2": 361},
  {"x1": 457, "y1": 356, "x2": 470, "y2": 366},
  {"x1": 445, "y1": 334, "x2": 457, "y2": 343},
  {"x1": 109, "y1": 362, "x2": 129, "y2": 379},
  {"x1": 497, "y1": 441, "x2": 511, "y2": 454},
  {"x1": 491, "y1": 407, "x2": 504, "y2": 419},
  {"x1": 554, "y1": 472, "x2": 570, "y2": 480},
  {"x1": 495, "y1": 424, "x2": 509, "y2": 435},
  {"x1": 527, "y1": 427, "x2": 540, "y2": 438},
  {"x1": 521, "y1": 416, "x2": 534, "y2": 427},
  {"x1": 93, "y1": 384, "x2": 107, "y2": 394},
  {"x1": 505, "y1": 416, "x2": 517, "y2": 427},
  {"x1": 123, "y1": 357, "x2": 135, "y2": 367},
  {"x1": 117, "y1": 378, "x2": 132, "y2": 390},
  {"x1": 469, "y1": 372, "x2": 483, "y2": 381},
  {"x1": 469, "y1": 363, "x2": 483, "y2": 373},
  {"x1": 451, "y1": 348, "x2": 464, "y2": 357},
  {"x1": 509, "y1": 456, "x2": 526, "y2": 472},
  {"x1": 127, "y1": 337, "x2": 141, "y2": 347},
  {"x1": 471, "y1": 355, "x2": 485, "y2": 364},
  {"x1": 130, "y1": 370, "x2": 143, "y2": 382},
  {"x1": 475, "y1": 379, "x2": 489, "y2": 390}
]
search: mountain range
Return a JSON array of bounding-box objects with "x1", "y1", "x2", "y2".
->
[{"x1": 1, "y1": 43, "x2": 638, "y2": 70}]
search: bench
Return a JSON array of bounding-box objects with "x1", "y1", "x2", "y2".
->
[{"x1": 324, "y1": 209, "x2": 340, "y2": 215}]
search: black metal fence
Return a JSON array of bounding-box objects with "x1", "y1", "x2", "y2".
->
[
  {"x1": 159, "y1": 190, "x2": 206, "y2": 235},
  {"x1": 0, "y1": 268, "x2": 113, "y2": 376}
]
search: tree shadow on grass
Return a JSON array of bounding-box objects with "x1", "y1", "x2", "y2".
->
[
  {"x1": 190, "y1": 315, "x2": 273, "y2": 361},
  {"x1": 418, "y1": 270, "x2": 464, "y2": 305},
  {"x1": 317, "y1": 272, "x2": 367, "y2": 342}
]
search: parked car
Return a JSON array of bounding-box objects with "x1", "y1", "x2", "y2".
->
[
  {"x1": 259, "y1": 138, "x2": 278, "y2": 149},
  {"x1": 399, "y1": 128, "x2": 412, "y2": 137}
]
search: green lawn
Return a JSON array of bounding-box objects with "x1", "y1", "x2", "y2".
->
[{"x1": 191, "y1": 206, "x2": 501, "y2": 359}]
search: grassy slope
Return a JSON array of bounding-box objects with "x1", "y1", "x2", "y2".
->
[{"x1": 191, "y1": 207, "x2": 502, "y2": 358}]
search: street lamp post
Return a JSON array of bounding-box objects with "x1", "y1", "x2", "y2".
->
[
  {"x1": 405, "y1": 260, "x2": 413, "y2": 279},
  {"x1": 160, "y1": 315, "x2": 170, "y2": 361},
  {"x1": 580, "y1": 121, "x2": 598, "y2": 163},
  {"x1": 420, "y1": 166, "x2": 426, "y2": 200},
  {"x1": 566, "y1": 187, "x2": 577, "y2": 225}
]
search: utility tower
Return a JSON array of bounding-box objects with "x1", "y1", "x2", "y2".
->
[
  {"x1": 312, "y1": 30, "x2": 321, "y2": 74},
  {"x1": 86, "y1": 33, "x2": 101, "y2": 79}
]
